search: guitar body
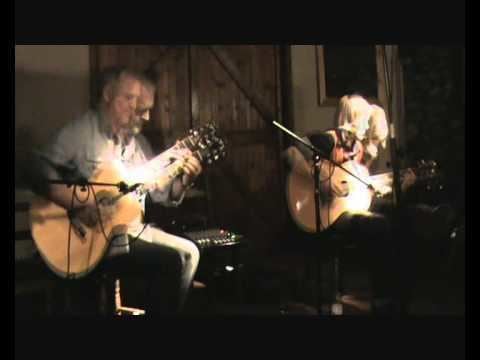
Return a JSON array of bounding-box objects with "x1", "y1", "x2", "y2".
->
[
  {"x1": 30, "y1": 164, "x2": 142, "y2": 278},
  {"x1": 286, "y1": 160, "x2": 372, "y2": 233}
]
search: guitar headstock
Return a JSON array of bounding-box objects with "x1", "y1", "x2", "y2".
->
[{"x1": 184, "y1": 122, "x2": 227, "y2": 165}]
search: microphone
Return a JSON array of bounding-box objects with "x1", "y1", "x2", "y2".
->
[{"x1": 118, "y1": 182, "x2": 143, "y2": 194}]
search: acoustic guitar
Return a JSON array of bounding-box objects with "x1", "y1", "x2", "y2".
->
[
  {"x1": 29, "y1": 123, "x2": 226, "y2": 279},
  {"x1": 286, "y1": 159, "x2": 438, "y2": 233}
]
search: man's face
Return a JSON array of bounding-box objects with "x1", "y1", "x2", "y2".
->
[
  {"x1": 106, "y1": 74, "x2": 142, "y2": 129},
  {"x1": 137, "y1": 85, "x2": 155, "y2": 122},
  {"x1": 131, "y1": 85, "x2": 155, "y2": 134}
]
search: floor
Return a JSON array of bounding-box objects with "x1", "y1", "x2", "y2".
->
[
  {"x1": 15, "y1": 224, "x2": 465, "y2": 318},
  {"x1": 183, "y1": 227, "x2": 465, "y2": 317}
]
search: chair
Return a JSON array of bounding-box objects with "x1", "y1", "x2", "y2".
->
[{"x1": 309, "y1": 242, "x2": 370, "y2": 315}]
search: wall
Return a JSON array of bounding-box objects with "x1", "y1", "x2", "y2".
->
[
  {"x1": 15, "y1": 45, "x2": 90, "y2": 186},
  {"x1": 290, "y1": 45, "x2": 336, "y2": 134}
]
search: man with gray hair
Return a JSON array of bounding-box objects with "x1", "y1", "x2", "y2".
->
[{"x1": 31, "y1": 66, "x2": 202, "y2": 315}]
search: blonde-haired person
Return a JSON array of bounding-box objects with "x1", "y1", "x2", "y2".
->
[
  {"x1": 284, "y1": 94, "x2": 401, "y2": 315},
  {"x1": 286, "y1": 94, "x2": 373, "y2": 180},
  {"x1": 362, "y1": 104, "x2": 388, "y2": 165},
  {"x1": 361, "y1": 104, "x2": 417, "y2": 193},
  {"x1": 335, "y1": 94, "x2": 373, "y2": 141}
]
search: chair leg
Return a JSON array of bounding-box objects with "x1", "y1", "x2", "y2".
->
[
  {"x1": 331, "y1": 256, "x2": 343, "y2": 315},
  {"x1": 318, "y1": 257, "x2": 344, "y2": 316}
]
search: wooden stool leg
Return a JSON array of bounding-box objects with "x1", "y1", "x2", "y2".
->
[
  {"x1": 331, "y1": 256, "x2": 343, "y2": 315},
  {"x1": 114, "y1": 279, "x2": 145, "y2": 316}
]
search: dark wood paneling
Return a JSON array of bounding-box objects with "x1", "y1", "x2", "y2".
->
[
  {"x1": 148, "y1": 47, "x2": 190, "y2": 151},
  {"x1": 190, "y1": 46, "x2": 285, "y2": 247}
]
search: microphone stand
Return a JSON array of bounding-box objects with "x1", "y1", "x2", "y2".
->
[{"x1": 382, "y1": 45, "x2": 403, "y2": 208}]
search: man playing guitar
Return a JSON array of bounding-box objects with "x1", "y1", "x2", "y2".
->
[{"x1": 30, "y1": 67, "x2": 203, "y2": 315}]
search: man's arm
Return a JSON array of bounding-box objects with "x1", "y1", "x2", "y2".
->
[
  {"x1": 32, "y1": 119, "x2": 97, "y2": 210},
  {"x1": 26, "y1": 126, "x2": 106, "y2": 230}
]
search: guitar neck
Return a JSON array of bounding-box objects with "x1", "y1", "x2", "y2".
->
[
  {"x1": 132, "y1": 138, "x2": 207, "y2": 196},
  {"x1": 370, "y1": 171, "x2": 394, "y2": 185},
  {"x1": 119, "y1": 125, "x2": 224, "y2": 196},
  {"x1": 369, "y1": 169, "x2": 406, "y2": 189}
]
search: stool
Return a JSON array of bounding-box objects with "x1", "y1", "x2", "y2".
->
[
  {"x1": 60, "y1": 274, "x2": 149, "y2": 316},
  {"x1": 114, "y1": 279, "x2": 145, "y2": 316},
  {"x1": 50, "y1": 273, "x2": 115, "y2": 316},
  {"x1": 307, "y1": 250, "x2": 344, "y2": 315},
  {"x1": 307, "y1": 240, "x2": 368, "y2": 315}
]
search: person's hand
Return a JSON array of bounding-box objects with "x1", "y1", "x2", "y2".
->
[
  {"x1": 375, "y1": 184, "x2": 392, "y2": 197},
  {"x1": 332, "y1": 179, "x2": 350, "y2": 197},
  {"x1": 70, "y1": 205, "x2": 100, "y2": 227},
  {"x1": 365, "y1": 142, "x2": 378, "y2": 160},
  {"x1": 169, "y1": 143, "x2": 203, "y2": 188},
  {"x1": 401, "y1": 168, "x2": 417, "y2": 192},
  {"x1": 180, "y1": 154, "x2": 202, "y2": 188},
  {"x1": 73, "y1": 199, "x2": 117, "y2": 227}
]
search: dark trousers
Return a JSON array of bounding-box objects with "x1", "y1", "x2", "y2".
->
[
  {"x1": 323, "y1": 211, "x2": 399, "y2": 302},
  {"x1": 95, "y1": 239, "x2": 185, "y2": 316},
  {"x1": 370, "y1": 197, "x2": 458, "y2": 307}
]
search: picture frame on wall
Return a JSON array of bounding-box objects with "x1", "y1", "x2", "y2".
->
[{"x1": 315, "y1": 45, "x2": 386, "y2": 107}]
